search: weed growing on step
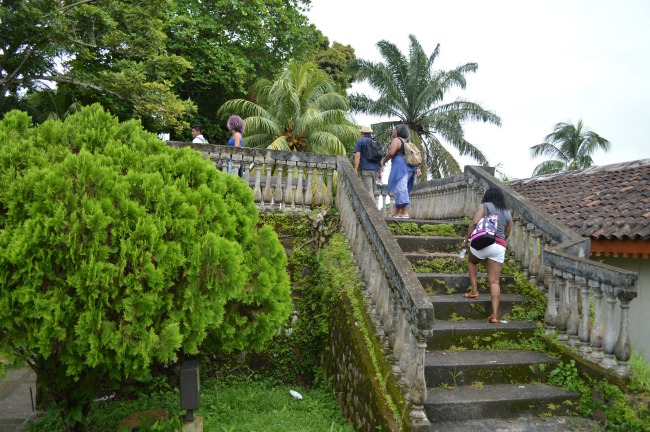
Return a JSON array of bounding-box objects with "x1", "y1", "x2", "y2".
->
[
  {"x1": 387, "y1": 222, "x2": 459, "y2": 237},
  {"x1": 449, "y1": 312, "x2": 466, "y2": 321},
  {"x1": 470, "y1": 381, "x2": 484, "y2": 390}
]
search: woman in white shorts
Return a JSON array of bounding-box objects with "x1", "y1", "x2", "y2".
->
[{"x1": 460, "y1": 187, "x2": 513, "y2": 324}]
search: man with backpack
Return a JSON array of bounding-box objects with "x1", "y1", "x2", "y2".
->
[{"x1": 354, "y1": 125, "x2": 383, "y2": 199}]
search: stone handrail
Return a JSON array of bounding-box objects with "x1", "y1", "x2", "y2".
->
[
  {"x1": 168, "y1": 142, "x2": 434, "y2": 429},
  {"x1": 408, "y1": 165, "x2": 638, "y2": 376}
]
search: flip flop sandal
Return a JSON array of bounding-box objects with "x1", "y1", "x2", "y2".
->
[
  {"x1": 486, "y1": 315, "x2": 499, "y2": 324},
  {"x1": 462, "y1": 292, "x2": 479, "y2": 299}
]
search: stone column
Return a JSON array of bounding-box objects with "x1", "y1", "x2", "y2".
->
[
  {"x1": 274, "y1": 161, "x2": 285, "y2": 211},
  {"x1": 409, "y1": 335, "x2": 431, "y2": 431},
  {"x1": 556, "y1": 273, "x2": 569, "y2": 342},
  {"x1": 588, "y1": 279, "x2": 605, "y2": 363},
  {"x1": 576, "y1": 276, "x2": 592, "y2": 356},
  {"x1": 614, "y1": 291, "x2": 635, "y2": 376},
  {"x1": 565, "y1": 273, "x2": 580, "y2": 348},
  {"x1": 528, "y1": 226, "x2": 541, "y2": 285},
  {"x1": 601, "y1": 283, "x2": 618, "y2": 368},
  {"x1": 305, "y1": 163, "x2": 315, "y2": 208},
  {"x1": 544, "y1": 268, "x2": 559, "y2": 334},
  {"x1": 523, "y1": 224, "x2": 533, "y2": 278},
  {"x1": 295, "y1": 162, "x2": 305, "y2": 212}
]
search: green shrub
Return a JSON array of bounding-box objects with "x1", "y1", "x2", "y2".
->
[{"x1": 0, "y1": 105, "x2": 291, "y2": 430}]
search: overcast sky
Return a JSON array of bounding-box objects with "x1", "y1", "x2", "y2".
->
[{"x1": 306, "y1": 0, "x2": 650, "y2": 180}]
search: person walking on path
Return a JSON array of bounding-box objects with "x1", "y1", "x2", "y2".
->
[
  {"x1": 353, "y1": 125, "x2": 382, "y2": 198},
  {"x1": 380, "y1": 124, "x2": 419, "y2": 218},
  {"x1": 461, "y1": 187, "x2": 513, "y2": 324}
]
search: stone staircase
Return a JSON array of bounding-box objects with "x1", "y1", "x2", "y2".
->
[{"x1": 387, "y1": 218, "x2": 597, "y2": 431}]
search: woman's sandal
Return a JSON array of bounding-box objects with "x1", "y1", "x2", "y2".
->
[
  {"x1": 486, "y1": 315, "x2": 499, "y2": 324},
  {"x1": 462, "y1": 292, "x2": 479, "y2": 299}
]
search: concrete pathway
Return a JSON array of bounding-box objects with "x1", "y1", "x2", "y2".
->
[{"x1": 0, "y1": 366, "x2": 37, "y2": 432}]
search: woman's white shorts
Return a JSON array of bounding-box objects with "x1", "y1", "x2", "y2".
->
[{"x1": 470, "y1": 243, "x2": 506, "y2": 263}]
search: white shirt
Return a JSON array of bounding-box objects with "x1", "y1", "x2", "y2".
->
[{"x1": 192, "y1": 135, "x2": 208, "y2": 144}]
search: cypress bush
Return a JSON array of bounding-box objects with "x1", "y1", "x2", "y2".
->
[{"x1": 0, "y1": 105, "x2": 291, "y2": 430}]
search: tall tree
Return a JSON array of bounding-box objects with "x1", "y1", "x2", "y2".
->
[
  {"x1": 218, "y1": 60, "x2": 358, "y2": 156},
  {"x1": 313, "y1": 39, "x2": 357, "y2": 94},
  {"x1": 163, "y1": 0, "x2": 325, "y2": 142},
  {"x1": 349, "y1": 34, "x2": 501, "y2": 178},
  {"x1": 0, "y1": 0, "x2": 194, "y2": 131},
  {"x1": 530, "y1": 120, "x2": 611, "y2": 176}
]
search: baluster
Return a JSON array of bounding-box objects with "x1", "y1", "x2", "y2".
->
[
  {"x1": 305, "y1": 163, "x2": 315, "y2": 209},
  {"x1": 513, "y1": 215, "x2": 523, "y2": 270},
  {"x1": 589, "y1": 279, "x2": 605, "y2": 362},
  {"x1": 576, "y1": 276, "x2": 592, "y2": 356},
  {"x1": 263, "y1": 158, "x2": 274, "y2": 209},
  {"x1": 522, "y1": 224, "x2": 532, "y2": 278},
  {"x1": 567, "y1": 273, "x2": 580, "y2": 348},
  {"x1": 295, "y1": 162, "x2": 305, "y2": 212},
  {"x1": 614, "y1": 291, "x2": 636, "y2": 376},
  {"x1": 601, "y1": 283, "x2": 618, "y2": 368},
  {"x1": 274, "y1": 161, "x2": 285, "y2": 212},
  {"x1": 556, "y1": 273, "x2": 569, "y2": 341},
  {"x1": 243, "y1": 155, "x2": 253, "y2": 185},
  {"x1": 325, "y1": 163, "x2": 335, "y2": 206},
  {"x1": 544, "y1": 268, "x2": 560, "y2": 334},
  {"x1": 232, "y1": 152, "x2": 243, "y2": 177},
  {"x1": 529, "y1": 228, "x2": 541, "y2": 285},
  {"x1": 220, "y1": 153, "x2": 229, "y2": 173},
  {"x1": 409, "y1": 335, "x2": 431, "y2": 430},
  {"x1": 253, "y1": 157, "x2": 264, "y2": 209},
  {"x1": 284, "y1": 161, "x2": 295, "y2": 212},
  {"x1": 314, "y1": 164, "x2": 325, "y2": 206}
]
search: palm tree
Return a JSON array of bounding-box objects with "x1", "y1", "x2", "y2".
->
[
  {"x1": 218, "y1": 60, "x2": 358, "y2": 156},
  {"x1": 348, "y1": 34, "x2": 501, "y2": 178},
  {"x1": 530, "y1": 120, "x2": 611, "y2": 176}
]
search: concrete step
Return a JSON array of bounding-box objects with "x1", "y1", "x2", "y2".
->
[
  {"x1": 385, "y1": 218, "x2": 465, "y2": 227},
  {"x1": 426, "y1": 320, "x2": 538, "y2": 350},
  {"x1": 418, "y1": 273, "x2": 517, "y2": 295},
  {"x1": 395, "y1": 236, "x2": 464, "y2": 254},
  {"x1": 425, "y1": 350, "x2": 560, "y2": 387},
  {"x1": 405, "y1": 252, "x2": 459, "y2": 262},
  {"x1": 425, "y1": 383, "x2": 580, "y2": 422},
  {"x1": 428, "y1": 294, "x2": 531, "y2": 320},
  {"x1": 428, "y1": 416, "x2": 601, "y2": 432}
]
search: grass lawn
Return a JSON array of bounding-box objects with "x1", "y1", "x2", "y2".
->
[{"x1": 28, "y1": 378, "x2": 354, "y2": 432}]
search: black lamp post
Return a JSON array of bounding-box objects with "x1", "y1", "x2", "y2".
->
[{"x1": 180, "y1": 359, "x2": 200, "y2": 422}]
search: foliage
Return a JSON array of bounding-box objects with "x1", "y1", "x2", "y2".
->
[
  {"x1": 0, "y1": 0, "x2": 194, "y2": 132},
  {"x1": 387, "y1": 222, "x2": 460, "y2": 237},
  {"x1": 218, "y1": 60, "x2": 358, "y2": 155},
  {"x1": 530, "y1": 120, "x2": 611, "y2": 176},
  {"x1": 348, "y1": 34, "x2": 501, "y2": 178},
  {"x1": 549, "y1": 361, "x2": 650, "y2": 431},
  {"x1": 629, "y1": 351, "x2": 650, "y2": 395},
  {"x1": 0, "y1": 105, "x2": 291, "y2": 430},
  {"x1": 313, "y1": 40, "x2": 357, "y2": 94},
  {"x1": 163, "y1": 0, "x2": 325, "y2": 142},
  {"x1": 199, "y1": 377, "x2": 354, "y2": 431}
]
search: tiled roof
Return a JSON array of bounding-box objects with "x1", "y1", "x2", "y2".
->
[{"x1": 510, "y1": 159, "x2": 650, "y2": 240}]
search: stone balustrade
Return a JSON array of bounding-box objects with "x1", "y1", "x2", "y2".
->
[
  {"x1": 408, "y1": 165, "x2": 638, "y2": 376},
  {"x1": 167, "y1": 142, "x2": 434, "y2": 430}
]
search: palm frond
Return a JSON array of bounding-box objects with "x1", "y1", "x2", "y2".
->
[{"x1": 532, "y1": 160, "x2": 566, "y2": 176}]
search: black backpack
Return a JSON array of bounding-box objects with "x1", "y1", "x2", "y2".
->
[{"x1": 363, "y1": 136, "x2": 384, "y2": 162}]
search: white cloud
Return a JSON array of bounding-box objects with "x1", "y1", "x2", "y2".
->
[{"x1": 307, "y1": 0, "x2": 650, "y2": 179}]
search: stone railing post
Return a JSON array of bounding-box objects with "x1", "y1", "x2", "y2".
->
[
  {"x1": 295, "y1": 162, "x2": 305, "y2": 212},
  {"x1": 614, "y1": 291, "x2": 635, "y2": 376},
  {"x1": 556, "y1": 272, "x2": 570, "y2": 342},
  {"x1": 601, "y1": 283, "x2": 618, "y2": 368},
  {"x1": 588, "y1": 279, "x2": 605, "y2": 363},
  {"x1": 529, "y1": 228, "x2": 541, "y2": 285},
  {"x1": 566, "y1": 273, "x2": 580, "y2": 348},
  {"x1": 522, "y1": 224, "x2": 531, "y2": 278},
  {"x1": 576, "y1": 276, "x2": 592, "y2": 356},
  {"x1": 274, "y1": 160, "x2": 285, "y2": 211},
  {"x1": 409, "y1": 334, "x2": 430, "y2": 431},
  {"x1": 544, "y1": 268, "x2": 559, "y2": 334}
]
